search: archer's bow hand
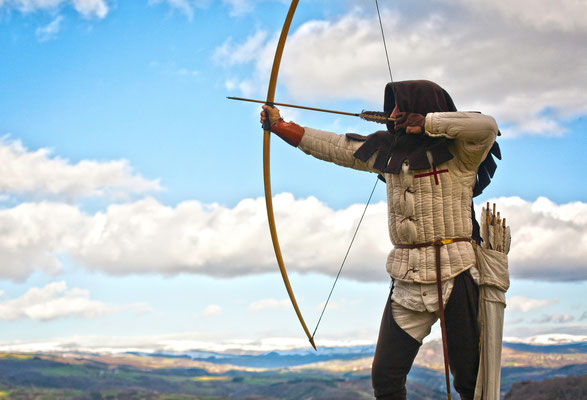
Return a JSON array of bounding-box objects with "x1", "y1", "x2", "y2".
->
[
  {"x1": 261, "y1": 105, "x2": 305, "y2": 147},
  {"x1": 394, "y1": 112, "x2": 425, "y2": 134},
  {"x1": 261, "y1": 105, "x2": 283, "y2": 128}
]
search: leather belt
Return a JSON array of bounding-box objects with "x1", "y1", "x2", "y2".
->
[{"x1": 393, "y1": 237, "x2": 471, "y2": 249}]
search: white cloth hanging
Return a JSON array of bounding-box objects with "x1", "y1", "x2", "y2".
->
[{"x1": 473, "y1": 243, "x2": 509, "y2": 400}]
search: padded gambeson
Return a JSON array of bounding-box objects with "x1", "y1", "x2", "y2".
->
[{"x1": 298, "y1": 112, "x2": 497, "y2": 284}]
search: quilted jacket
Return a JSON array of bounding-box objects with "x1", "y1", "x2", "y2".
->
[{"x1": 298, "y1": 112, "x2": 498, "y2": 284}]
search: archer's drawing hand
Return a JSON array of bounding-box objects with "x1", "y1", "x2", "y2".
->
[
  {"x1": 394, "y1": 112, "x2": 425, "y2": 134},
  {"x1": 261, "y1": 105, "x2": 283, "y2": 129}
]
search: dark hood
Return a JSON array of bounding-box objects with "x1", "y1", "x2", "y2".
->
[
  {"x1": 349, "y1": 80, "x2": 456, "y2": 174},
  {"x1": 384, "y1": 80, "x2": 457, "y2": 114}
]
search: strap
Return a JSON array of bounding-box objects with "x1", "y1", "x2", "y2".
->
[
  {"x1": 435, "y1": 244, "x2": 452, "y2": 400},
  {"x1": 393, "y1": 236, "x2": 471, "y2": 400}
]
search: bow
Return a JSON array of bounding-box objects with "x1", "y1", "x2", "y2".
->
[
  {"x1": 262, "y1": 0, "x2": 316, "y2": 350},
  {"x1": 261, "y1": 0, "x2": 392, "y2": 352},
  {"x1": 260, "y1": 0, "x2": 394, "y2": 352}
]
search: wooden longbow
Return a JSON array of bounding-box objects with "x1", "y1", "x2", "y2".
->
[{"x1": 261, "y1": 0, "x2": 316, "y2": 350}]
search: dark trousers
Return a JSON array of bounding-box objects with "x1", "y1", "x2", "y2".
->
[{"x1": 372, "y1": 271, "x2": 480, "y2": 400}]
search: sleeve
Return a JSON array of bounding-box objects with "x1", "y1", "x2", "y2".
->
[
  {"x1": 424, "y1": 112, "x2": 498, "y2": 168},
  {"x1": 297, "y1": 127, "x2": 377, "y2": 172}
]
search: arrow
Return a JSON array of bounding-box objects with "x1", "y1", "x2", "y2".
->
[{"x1": 227, "y1": 96, "x2": 395, "y2": 123}]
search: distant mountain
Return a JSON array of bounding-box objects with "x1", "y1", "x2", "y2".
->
[
  {"x1": 134, "y1": 340, "x2": 587, "y2": 370},
  {"x1": 133, "y1": 345, "x2": 377, "y2": 368},
  {"x1": 3, "y1": 333, "x2": 586, "y2": 355},
  {"x1": 503, "y1": 341, "x2": 587, "y2": 354},
  {"x1": 505, "y1": 333, "x2": 587, "y2": 345}
]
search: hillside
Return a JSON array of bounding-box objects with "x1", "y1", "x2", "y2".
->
[
  {"x1": 0, "y1": 340, "x2": 586, "y2": 399},
  {"x1": 504, "y1": 374, "x2": 587, "y2": 400},
  {"x1": 0, "y1": 354, "x2": 442, "y2": 400}
]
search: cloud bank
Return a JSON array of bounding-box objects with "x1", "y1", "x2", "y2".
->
[
  {"x1": 532, "y1": 313, "x2": 575, "y2": 324},
  {"x1": 216, "y1": 1, "x2": 587, "y2": 136},
  {"x1": 0, "y1": 137, "x2": 161, "y2": 201},
  {"x1": 491, "y1": 196, "x2": 587, "y2": 281},
  {"x1": 0, "y1": 281, "x2": 149, "y2": 321},
  {"x1": 200, "y1": 304, "x2": 222, "y2": 317},
  {"x1": 0, "y1": 192, "x2": 584, "y2": 282},
  {"x1": 249, "y1": 298, "x2": 290, "y2": 312},
  {"x1": 507, "y1": 296, "x2": 558, "y2": 312}
]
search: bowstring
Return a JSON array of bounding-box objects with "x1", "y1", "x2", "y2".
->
[
  {"x1": 311, "y1": 178, "x2": 379, "y2": 340},
  {"x1": 311, "y1": 0, "x2": 395, "y2": 342},
  {"x1": 375, "y1": 0, "x2": 394, "y2": 84}
]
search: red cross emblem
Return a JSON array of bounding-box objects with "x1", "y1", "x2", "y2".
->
[{"x1": 414, "y1": 164, "x2": 449, "y2": 185}]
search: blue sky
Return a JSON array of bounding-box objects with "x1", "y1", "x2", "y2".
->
[{"x1": 0, "y1": 0, "x2": 586, "y2": 352}]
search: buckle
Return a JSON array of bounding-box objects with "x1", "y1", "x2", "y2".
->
[{"x1": 434, "y1": 239, "x2": 454, "y2": 246}]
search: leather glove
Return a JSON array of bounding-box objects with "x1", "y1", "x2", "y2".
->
[
  {"x1": 261, "y1": 105, "x2": 283, "y2": 129},
  {"x1": 394, "y1": 112, "x2": 425, "y2": 134}
]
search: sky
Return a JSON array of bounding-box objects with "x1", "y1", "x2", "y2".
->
[{"x1": 0, "y1": 0, "x2": 586, "y2": 353}]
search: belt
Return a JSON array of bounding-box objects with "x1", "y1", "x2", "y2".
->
[{"x1": 393, "y1": 237, "x2": 471, "y2": 249}]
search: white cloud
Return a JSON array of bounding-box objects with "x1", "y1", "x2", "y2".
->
[
  {"x1": 533, "y1": 313, "x2": 575, "y2": 324},
  {"x1": 72, "y1": 0, "x2": 107, "y2": 18},
  {"x1": 504, "y1": 333, "x2": 587, "y2": 345},
  {"x1": 148, "y1": 0, "x2": 259, "y2": 19},
  {"x1": 447, "y1": 0, "x2": 587, "y2": 33},
  {"x1": 315, "y1": 298, "x2": 362, "y2": 312},
  {"x1": 0, "y1": 281, "x2": 117, "y2": 321},
  {"x1": 507, "y1": 296, "x2": 558, "y2": 312},
  {"x1": 214, "y1": 30, "x2": 268, "y2": 66},
  {"x1": 0, "y1": 137, "x2": 161, "y2": 201},
  {"x1": 1, "y1": 0, "x2": 108, "y2": 18},
  {"x1": 217, "y1": 3, "x2": 587, "y2": 136},
  {"x1": 201, "y1": 304, "x2": 222, "y2": 317},
  {"x1": 221, "y1": 0, "x2": 262, "y2": 17},
  {"x1": 249, "y1": 298, "x2": 290, "y2": 312},
  {"x1": 482, "y1": 196, "x2": 587, "y2": 281},
  {"x1": 150, "y1": 0, "x2": 194, "y2": 20},
  {"x1": 35, "y1": 15, "x2": 63, "y2": 42},
  {"x1": 505, "y1": 322, "x2": 587, "y2": 338},
  {"x1": 148, "y1": 0, "x2": 213, "y2": 20},
  {"x1": 0, "y1": 202, "x2": 80, "y2": 280}
]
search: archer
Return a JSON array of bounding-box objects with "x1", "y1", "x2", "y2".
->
[{"x1": 261, "y1": 80, "x2": 502, "y2": 400}]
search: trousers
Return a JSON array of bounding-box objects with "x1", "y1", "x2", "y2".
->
[{"x1": 372, "y1": 270, "x2": 480, "y2": 400}]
